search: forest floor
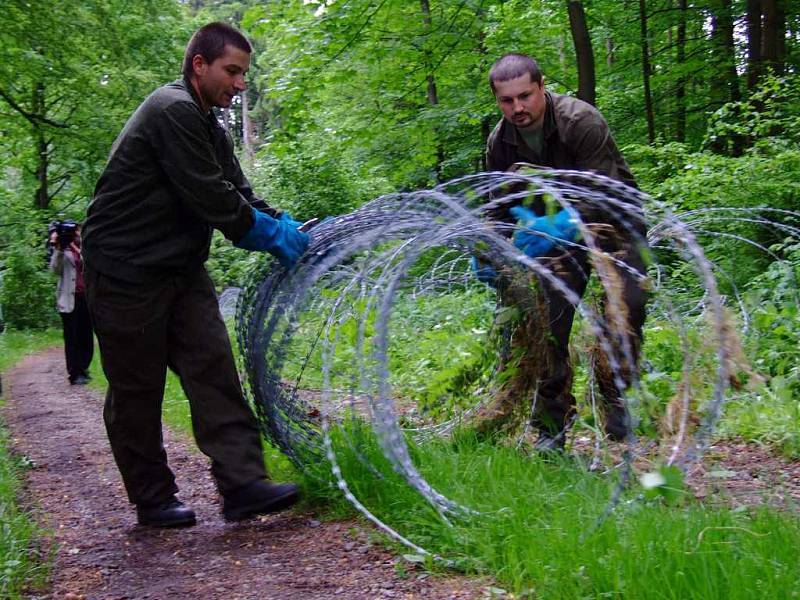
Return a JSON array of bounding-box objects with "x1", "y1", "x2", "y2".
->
[
  {"x1": 4, "y1": 349, "x2": 800, "y2": 599},
  {"x1": 3, "y1": 349, "x2": 487, "y2": 600}
]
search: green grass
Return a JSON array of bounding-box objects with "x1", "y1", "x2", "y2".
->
[
  {"x1": 0, "y1": 328, "x2": 62, "y2": 373},
  {"x1": 301, "y1": 425, "x2": 800, "y2": 599},
  {"x1": 0, "y1": 328, "x2": 61, "y2": 599},
  {"x1": 718, "y1": 377, "x2": 800, "y2": 459}
]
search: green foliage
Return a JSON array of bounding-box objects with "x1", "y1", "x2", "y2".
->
[
  {"x1": 281, "y1": 286, "x2": 496, "y2": 408},
  {"x1": 719, "y1": 240, "x2": 800, "y2": 457},
  {"x1": 248, "y1": 137, "x2": 385, "y2": 220},
  {"x1": 704, "y1": 74, "x2": 800, "y2": 153},
  {"x1": 0, "y1": 246, "x2": 57, "y2": 330},
  {"x1": 0, "y1": 0, "x2": 187, "y2": 212}
]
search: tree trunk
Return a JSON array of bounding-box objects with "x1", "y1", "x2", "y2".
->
[
  {"x1": 675, "y1": 0, "x2": 686, "y2": 142},
  {"x1": 746, "y1": 0, "x2": 763, "y2": 90},
  {"x1": 761, "y1": 0, "x2": 786, "y2": 76},
  {"x1": 420, "y1": 0, "x2": 439, "y2": 106},
  {"x1": 638, "y1": 0, "x2": 655, "y2": 143},
  {"x1": 242, "y1": 89, "x2": 254, "y2": 164},
  {"x1": 567, "y1": 0, "x2": 596, "y2": 106},
  {"x1": 32, "y1": 82, "x2": 49, "y2": 210},
  {"x1": 710, "y1": 0, "x2": 741, "y2": 105},
  {"x1": 420, "y1": 0, "x2": 444, "y2": 180}
]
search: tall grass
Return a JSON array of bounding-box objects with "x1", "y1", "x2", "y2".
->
[
  {"x1": 0, "y1": 328, "x2": 60, "y2": 599},
  {"x1": 301, "y1": 425, "x2": 800, "y2": 598}
]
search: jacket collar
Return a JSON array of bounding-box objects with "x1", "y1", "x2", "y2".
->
[
  {"x1": 181, "y1": 76, "x2": 209, "y2": 114},
  {"x1": 500, "y1": 90, "x2": 558, "y2": 147}
]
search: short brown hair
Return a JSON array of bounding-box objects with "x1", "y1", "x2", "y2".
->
[
  {"x1": 489, "y1": 53, "x2": 543, "y2": 93},
  {"x1": 182, "y1": 22, "x2": 252, "y2": 79}
]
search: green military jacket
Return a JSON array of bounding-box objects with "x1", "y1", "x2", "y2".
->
[{"x1": 83, "y1": 78, "x2": 278, "y2": 282}]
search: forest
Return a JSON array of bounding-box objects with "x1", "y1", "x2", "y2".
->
[{"x1": 1, "y1": 0, "x2": 800, "y2": 598}]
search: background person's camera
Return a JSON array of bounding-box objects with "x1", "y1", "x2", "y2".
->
[{"x1": 53, "y1": 220, "x2": 78, "y2": 250}]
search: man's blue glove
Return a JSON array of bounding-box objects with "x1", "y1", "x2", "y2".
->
[
  {"x1": 509, "y1": 205, "x2": 579, "y2": 258},
  {"x1": 470, "y1": 256, "x2": 498, "y2": 286},
  {"x1": 235, "y1": 207, "x2": 310, "y2": 269},
  {"x1": 279, "y1": 211, "x2": 304, "y2": 230}
]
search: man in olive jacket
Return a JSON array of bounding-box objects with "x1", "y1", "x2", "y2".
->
[
  {"x1": 478, "y1": 53, "x2": 649, "y2": 449},
  {"x1": 83, "y1": 22, "x2": 308, "y2": 527}
]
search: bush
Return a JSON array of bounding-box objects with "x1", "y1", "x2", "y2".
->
[
  {"x1": 248, "y1": 137, "x2": 390, "y2": 221},
  {"x1": 0, "y1": 245, "x2": 57, "y2": 330}
]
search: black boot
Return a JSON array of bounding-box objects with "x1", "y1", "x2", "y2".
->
[
  {"x1": 603, "y1": 401, "x2": 631, "y2": 442},
  {"x1": 137, "y1": 497, "x2": 196, "y2": 528},
  {"x1": 223, "y1": 480, "x2": 300, "y2": 522}
]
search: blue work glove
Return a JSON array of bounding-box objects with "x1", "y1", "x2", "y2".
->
[
  {"x1": 509, "y1": 205, "x2": 579, "y2": 258},
  {"x1": 235, "y1": 207, "x2": 310, "y2": 269},
  {"x1": 279, "y1": 211, "x2": 304, "y2": 230},
  {"x1": 470, "y1": 256, "x2": 498, "y2": 286}
]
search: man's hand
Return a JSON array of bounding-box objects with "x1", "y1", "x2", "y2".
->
[
  {"x1": 509, "y1": 205, "x2": 579, "y2": 258},
  {"x1": 235, "y1": 208, "x2": 310, "y2": 269}
]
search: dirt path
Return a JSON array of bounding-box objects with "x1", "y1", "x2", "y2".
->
[{"x1": 4, "y1": 349, "x2": 485, "y2": 600}]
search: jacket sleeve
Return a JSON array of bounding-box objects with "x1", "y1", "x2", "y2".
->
[
  {"x1": 49, "y1": 248, "x2": 64, "y2": 274},
  {"x1": 151, "y1": 101, "x2": 255, "y2": 242}
]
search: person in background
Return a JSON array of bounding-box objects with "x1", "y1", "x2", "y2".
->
[
  {"x1": 476, "y1": 53, "x2": 649, "y2": 450},
  {"x1": 49, "y1": 222, "x2": 93, "y2": 386},
  {"x1": 82, "y1": 22, "x2": 309, "y2": 528}
]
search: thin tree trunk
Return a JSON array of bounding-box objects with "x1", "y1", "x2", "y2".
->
[
  {"x1": 746, "y1": 0, "x2": 763, "y2": 89},
  {"x1": 567, "y1": 0, "x2": 596, "y2": 105},
  {"x1": 420, "y1": 0, "x2": 444, "y2": 179},
  {"x1": 33, "y1": 82, "x2": 49, "y2": 209},
  {"x1": 242, "y1": 89, "x2": 254, "y2": 164},
  {"x1": 420, "y1": 0, "x2": 439, "y2": 107},
  {"x1": 761, "y1": 0, "x2": 785, "y2": 76},
  {"x1": 480, "y1": 116, "x2": 492, "y2": 172},
  {"x1": 558, "y1": 31, "x2": 568, "y2": 73},
  {"x1": 638, "y1": 0, "x2": 655, "y2": 143},
  {"x1": 676, "y1": 0, "x2": 686, "y2": 142},
  {"x1": 711, "y1": 0, "x2": 741, "y2": 104}
]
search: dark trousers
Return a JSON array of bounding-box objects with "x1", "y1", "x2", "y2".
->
[
  {"x1": 59, "y1": 292, "x2": 94, "y2": 382},
  {"x1": 85, "y1": 266, "x2": 267, "y2": 506},
  {"x1": 500, "y1": 242, "x2": 648, "y2": 436}
]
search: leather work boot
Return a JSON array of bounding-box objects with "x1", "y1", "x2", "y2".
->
[
  {"x1": 223, "y1": 480, "x2": 300, "y2": 522},
  {"x1": 136, "y1": 497, "x2": 196, "y2": 528}
]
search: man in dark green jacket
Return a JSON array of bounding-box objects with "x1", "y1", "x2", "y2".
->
[
  {"x1": 477, "y1": 53, "x2": 649, "y2": 449},
  {"x1": 83, "y1": 22, "x2": 307, "y2": 527}
]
